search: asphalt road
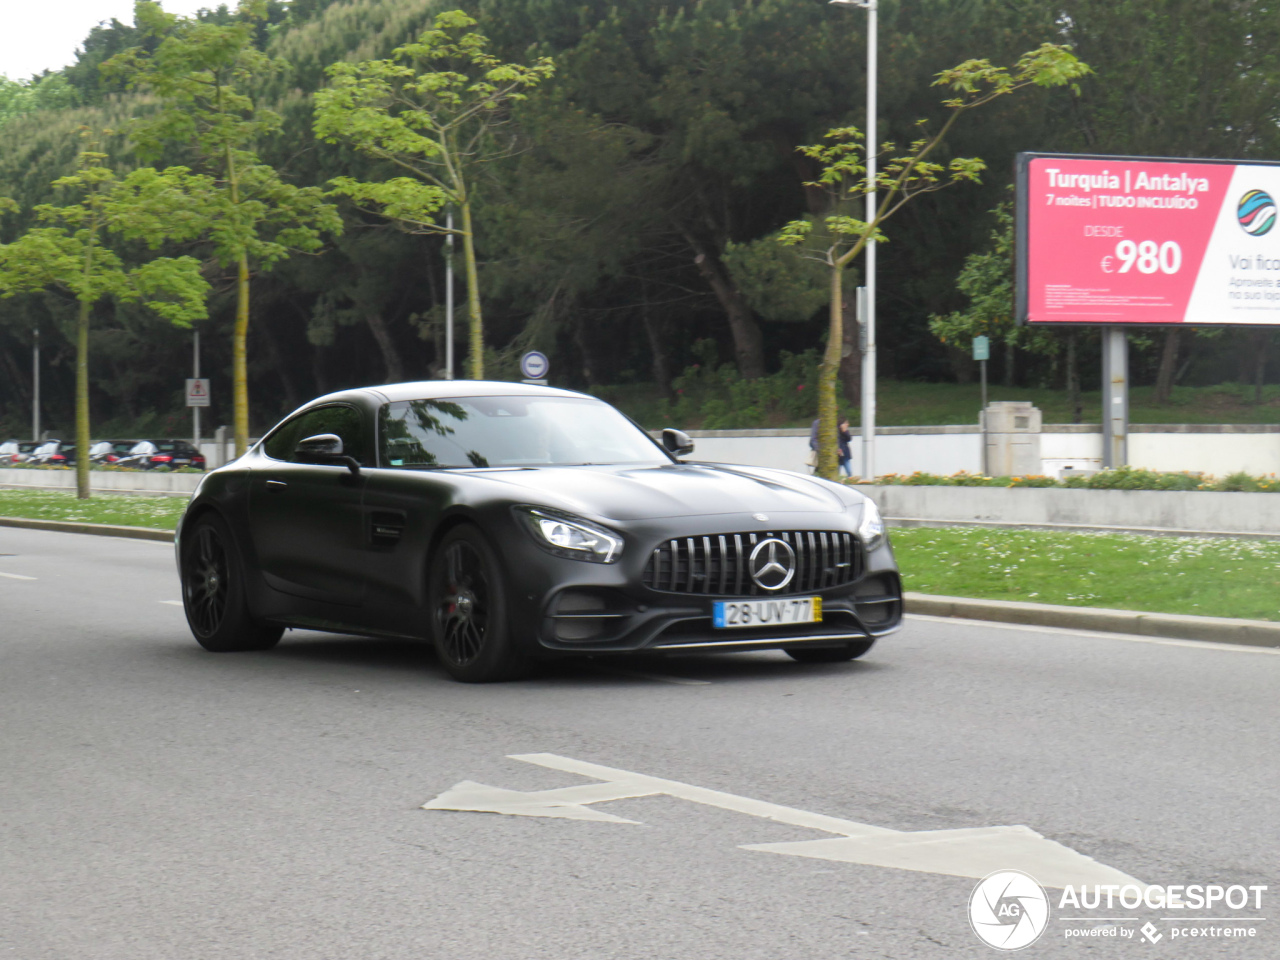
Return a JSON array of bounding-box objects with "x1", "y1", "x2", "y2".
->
[{"x1": 2, "y1": 526, "x2": 1278, "y2": 959}]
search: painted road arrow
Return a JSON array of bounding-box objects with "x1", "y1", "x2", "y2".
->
[{"x1": 423, "y1": 753, "x2": 1145, "y2": 889}]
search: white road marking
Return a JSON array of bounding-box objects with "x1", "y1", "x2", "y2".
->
[
  {"x1": 158, "y1": 600, "x2": 184, "y2": 606},
  {"x1": 423, "y1": 753, "x2": 1145, "y2": 889},
  {"x1": 907, "y1": 613, "x2": 1280, "y2": 656},
  {"x1": 0, "y1": 571, "x2": 36, "y2": 580}
]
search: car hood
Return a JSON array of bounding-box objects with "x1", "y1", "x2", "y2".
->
[{"x1": 470, "y1": 462, "x2": 848, "y2": 521}]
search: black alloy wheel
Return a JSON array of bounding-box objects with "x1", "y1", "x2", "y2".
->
[
  {"x1": 428, "y1": 525, "x2": 529, "y2": 682},
  {"x1": 182, "y1": 513, "x2": 283, "y2": 652},
  {"x1": 785, "y1": 638, "x2": 877, "y2": 663}
]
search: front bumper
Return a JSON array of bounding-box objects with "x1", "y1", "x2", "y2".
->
[{"x1": 498, "y1": 511, "x2": 903, "y2": 656}]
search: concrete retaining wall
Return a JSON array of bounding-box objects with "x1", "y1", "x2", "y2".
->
[
  {"x1": 678, "y1": 424, "x2": 1280, "y2": 478},
  {"x1": 0, "y1": 468, "x2": 203, "y2": 495},
  {"x1": 852, "y1": 483, "x2": 1280, "y2": 537}
]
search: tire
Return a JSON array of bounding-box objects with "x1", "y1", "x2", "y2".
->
[
  {"x1": 786, "y1": 638, "x2": 877, "y2": 663},
  {"x1": 428, "y1": 524, "x2": 530, "y2": 682},
  {"x1": 181, "y1": 512, "x2": 283, "y2": 653}
]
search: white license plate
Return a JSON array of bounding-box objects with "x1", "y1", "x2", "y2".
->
[{"x1": 712, "y1": 597, "x2": 822, "y2": 629}]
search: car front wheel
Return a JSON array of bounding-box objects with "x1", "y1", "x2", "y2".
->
[
  {"x1": 785, "y1": 638, "x2": 876, "y2": 663},
  {"x1": 181, "y1": 513, "x2": 283, "y2": 653},
  {"x1": 428, "y1": 524, "x2": 529, "y2": 682}
]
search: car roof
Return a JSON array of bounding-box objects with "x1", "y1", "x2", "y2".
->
[{"x1": 309, "y1": 380, "x2": 594, "y2": 407}]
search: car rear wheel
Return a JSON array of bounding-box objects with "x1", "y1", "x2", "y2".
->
[
  {"x1": 182, "y1": 513, "x2": 283, "y2": 652},
  {"x1": 428, "y1": 525, "x2": 529, "y2": 682},
  {"x1": 785, "y1": 638, "x2": 876, "y2": 663}
]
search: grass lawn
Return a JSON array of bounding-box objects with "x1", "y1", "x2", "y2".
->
[
  {"x1": 891, "y1": 526, "x2": 1280, "y2": 621},
  {"x1": 0, "y1": 490, "x2": 187, "y2": 530}
]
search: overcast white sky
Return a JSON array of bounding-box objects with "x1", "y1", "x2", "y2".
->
[{"x1": 2, "y1": 0, "x2": 212, "y2": 82}]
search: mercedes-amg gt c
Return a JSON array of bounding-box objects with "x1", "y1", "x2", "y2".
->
[{"x1": 176, "y1": 381, "x2": 902, "y2": 681}]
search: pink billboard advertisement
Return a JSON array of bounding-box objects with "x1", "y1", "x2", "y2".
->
[{"x1": 1016, "y1": 153, "x2": 1280, "y2": 325}]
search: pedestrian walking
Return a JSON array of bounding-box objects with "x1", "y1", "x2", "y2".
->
[{"x1": 838, "y1": 417, "x2": 853, "y2": 478}]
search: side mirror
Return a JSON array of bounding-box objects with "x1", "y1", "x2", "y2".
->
[
  {"x1": 295, "y1": 433, "x2": 360, "y2": 475},
  {"x1": 661, "y1": 428, "x2": 695, "y2": 458}
]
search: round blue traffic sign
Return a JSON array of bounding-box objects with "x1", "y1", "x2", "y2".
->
[{"x1": 520, "y1": 350, "x2": 550, "y2": 380}]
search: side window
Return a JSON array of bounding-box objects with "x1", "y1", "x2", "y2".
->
[
  {"x1": 263, "y1": 406, "x2": 366, "y2": 463},
  {"x1": 262, "y1": 416, "x2": 306, "y2": 462}
]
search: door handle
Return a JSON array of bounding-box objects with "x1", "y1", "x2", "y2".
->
[{"x1": 266, "y1": 480, "x2": 288, "y2": 490}]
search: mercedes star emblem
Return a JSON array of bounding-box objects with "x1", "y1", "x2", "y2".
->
[{"x1": 748, "y1": 538, "x2": 796, "y2": 591}]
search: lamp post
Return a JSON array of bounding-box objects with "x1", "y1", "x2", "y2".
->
[
  {"x1": 32, "y1": 328, "x2": 40, "y2": 441},
  {"x1": 829, "y1": 0, "x2": 877, "y2": 481},
  {"x1": 445, "y1": 207, "x2": 455, "y2": 380}
]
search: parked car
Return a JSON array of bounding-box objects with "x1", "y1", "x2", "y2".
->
[
  {"x1": 88, "y1": 440, "x2": 122, "y2": 464},
  {"x1": 176, "y1": 381, "x2": 901, "y2": 682},
  {"x1": 28, "y1": 440, "x2": 70, "y2": 466},
  {"x1": 9, "y1": 441, "x2": 41, "y2": 464},
  {"x1": 151, "y1": 440, "x2": 206, "y2": 470},
  {"x1": 0, "y1": 439, "x2": 20, "y2": 462}
]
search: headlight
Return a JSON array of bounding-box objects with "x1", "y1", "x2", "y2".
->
[
  {"x1": 857, "y1": 499, "x2": 886, "y2": 550},
  {"x1": 514, "y1": 507, "x2": 623, "y2": 563}
]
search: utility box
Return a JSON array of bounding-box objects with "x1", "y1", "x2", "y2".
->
[{"x1": 983, "y1": 401, "x2": 1042, "y2": 477}]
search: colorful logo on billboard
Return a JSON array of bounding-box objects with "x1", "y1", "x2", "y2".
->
[{"x1": 1237, "y1": 190, "x2": 1276, "y2": 237}]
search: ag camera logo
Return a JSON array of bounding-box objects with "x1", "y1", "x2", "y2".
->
[
  {"x1": 969, "y1": 870, "x2": 1050, "y2": 951},
  {"x1": 1237, "y1": 190, "x2": 1276, "y2": 237}
]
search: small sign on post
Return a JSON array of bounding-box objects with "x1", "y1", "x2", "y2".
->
[
  {"x1": 973, "y1": 337, "x2": 990, "y2": 475},
  {"x1": 186, "y1": 378, "x2": 211, "y2": 407},
  {"x1": 520, "y1": 350, "x2": 550, "y2": 384}
]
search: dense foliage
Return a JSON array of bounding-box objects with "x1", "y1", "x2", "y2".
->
[{"x1": 1, "y1": 0, "x2": 1278, "y2": 441}]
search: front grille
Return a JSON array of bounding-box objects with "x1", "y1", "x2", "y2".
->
[{"x1": 642, "y1": 531, "x2": 861, "y2": 596}]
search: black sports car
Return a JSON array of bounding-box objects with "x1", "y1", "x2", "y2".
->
[{"x1": 175, "y1": 381, "x2": 902, "y2": 681}]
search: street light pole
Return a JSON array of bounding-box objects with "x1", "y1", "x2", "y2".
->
[
  {"x1": 830, "y1": 0, "x2": 877, "y2": 481},
  {"x1": 193, "y1": 328, "x2": 201, "y2": 449},
  {"x1": 445, "y1": 207, "x2": 455, "y2": 380},
  {"x1": 32, "y1": 328, "x2": 40, "y2": 441}
]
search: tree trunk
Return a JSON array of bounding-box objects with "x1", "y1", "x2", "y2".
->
[
  {"x1": 1254, "y1": 330, "x2": 1271, "y2": 403},
  {"x1": 75, "y1": 297, "x2": 91, "y2": 500},
  {"x1": 311, "y1": 342, "x2": 329, "y2": 397},
  {"x1": 460, "y1": 200, "x2": 484, "y2": 379},
  {"x1": 681, "y1": 231, "x2": 765, "y2": 378},
  {"x1": 260, "y1": 317, "x2": 301, "y2": 413},
  {"x1": 1154, "y1": 328, "x2": 1181, "y2": 404},
  {"x1": 815, "y1": 265, "x2": 843, "y2": 480},
  {"x1": 364, "y1": 312, "x2": 404, "y2": 383},
  {"x1": 1003, "y1": 337, "x2": 1015, "y2": 387},
  {"x1": 1066, "y1": 330, "x2": 1082, "y2": 424},
  {"x1": 838, "y1": 278, "x2": 861, "y2": 405},
  {"x1": 640, "y1": 291, "x2": 672, "y2": 399},
  {"x1": 233, "y1": 251, "x2": 251, "y2": 456}
]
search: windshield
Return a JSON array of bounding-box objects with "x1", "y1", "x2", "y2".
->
[{"x1": 379, "y1": 396, "x2": 667, "y2": 469}]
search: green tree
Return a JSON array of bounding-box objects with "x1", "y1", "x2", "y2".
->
[
  {"x1": 104, "y1": 0, "x2": 341, "y2": 454},
  {"x1": 780, "y1": 44, "x2": 1090, "y2": 479},
  {"x1": 312, "y1": 9, "x2": 554, "y2": 380},
  {"x1": 0, "y1": 147, "x2": 210, "y2": 498},
  {"x1": 928, "y1": 201, "x2": 1080, "y2": 419},
  {"x1": 0, "y1": 75, "x2": 80, "y2": 130}
]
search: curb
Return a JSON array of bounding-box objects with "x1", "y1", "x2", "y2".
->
[
  {"x1": 904, "y1": 592, "x2": 1280, "y2": 648},
  {"x1": 0, "y1": 516, "x2": 175, "y2": 543},
  {"x1": 3, "y1": 517, "x2": 1277, "y2": 648}
]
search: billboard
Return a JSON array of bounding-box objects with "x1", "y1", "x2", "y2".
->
[{"x1": 1016, "y1": 153, "x2": 1280, "y2": 325}]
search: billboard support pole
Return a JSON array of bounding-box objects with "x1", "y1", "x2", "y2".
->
[{"x1": 1102, "y1": 328, "x2": 1128, "y2": 468}]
